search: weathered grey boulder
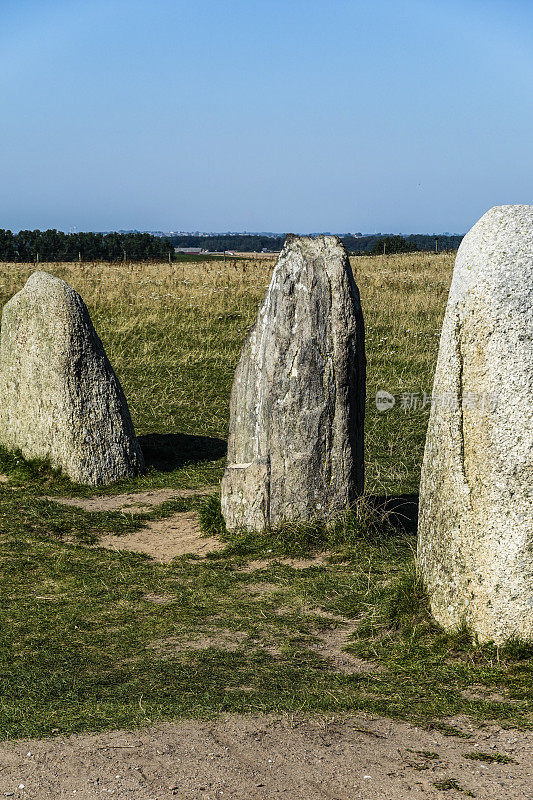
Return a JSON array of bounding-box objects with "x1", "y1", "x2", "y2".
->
[
  {"x1": 418, "y1": 206, "x2": 533, "y2": 644},
  {"x1": 221, "y1": 235, "x2": 366, "y2": 531},
  {"x1": 0, "y1": 271, "x2": 144, "y2": 485}
]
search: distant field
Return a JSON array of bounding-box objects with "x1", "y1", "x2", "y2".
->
[{"x1": 0, "y1": 254, "x2": 530, "y2": 741}]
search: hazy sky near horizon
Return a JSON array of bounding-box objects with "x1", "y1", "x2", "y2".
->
[{"x1": 2, "y1": 0, "x2": 533, "y2": 234}]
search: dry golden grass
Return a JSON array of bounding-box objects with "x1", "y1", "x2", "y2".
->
[{"x1": 0, "y1": 249, "x2": 453, "y2": 317}]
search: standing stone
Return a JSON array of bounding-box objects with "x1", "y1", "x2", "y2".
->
[
  {"x1": 418, "y1": 206, "x2": 533, "y2": 644},
  {"x1": 0, "y1": 271, "x2": 144, "y2": 485},
  {"x1": 221, "y1": 235, "x2": 366, "y2": 531}
]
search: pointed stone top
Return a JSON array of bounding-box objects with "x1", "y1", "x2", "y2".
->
[
  {"x1": 452, "y1": 204, "x2": 533, "y2": 304},
  {"x1": 276, "y1": 235, "x2": 354, "y2": 283},
  {"x1": 26, "y1": 269, "x2": 60, "y2": 281},
  {"x1": 23, "y1": 270, "x2": 69, "y2": 290},
  {"x1": 19, "y1": 270, "x2": 79, "y2": 298},
  {"x1": 282, "y1": 233, "x2": 346, "y2": 255},
  {"x1": 464, "y1": 205, "x2": 533, "y2": 248}
]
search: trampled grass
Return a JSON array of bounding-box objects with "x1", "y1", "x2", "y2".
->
[{"x1": 0, "y1": 254, "x2": 530, "y2": 740}]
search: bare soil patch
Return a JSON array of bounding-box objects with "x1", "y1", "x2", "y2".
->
[
  {"x1": 149, "y1": 630, "x2": 249, "y2": 655},
  {"x1": 309, "y1": 624, "x2": 381, "y2": 675},
  {"x1": 294, "y1": 606, "x2": 379, "y2": 675},
  {"x1": 246, "y1": 582, "x2": 279, "y2": 598},
  {"x1": 461, "y1": 686, "x2": 520, "y2": 704},
  {"x1": 240, "y1": 555, "x2": 332, "y2": 573},
  {"x1": 0, "y1": 714, "x2": 530, "y2": 799},
  {"x1": 48, "y1": 486, "x2": 218, "y2": 513},
  {"x1": 97, "y1": 511, "x2": 224, "y2": 562},
  {"x1": 142, "y1": 593, "x2": 175, "y2": 605}
]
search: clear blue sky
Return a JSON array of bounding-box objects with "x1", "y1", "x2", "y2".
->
[{"x1": 2, "y1": 0, "x2": 532, "y2": 233}]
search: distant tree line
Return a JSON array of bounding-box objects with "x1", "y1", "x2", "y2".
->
[
  {"x1": 368, "y1": 235, "x2": 419, "y2": 254},
  {"x1": 168, "y1": 233, "x2": 464, "y2": 254},
  {"x1": 0, "y1": 229, "x2": 174, "y2": 262},
  {"x1": 0, "y1": 229, "x2": 464, "y2": 262},
  {"x1": 168, "y1": 234, "x2": 284, "y2": 253},
  {"x1": 343, "y1": 233, "x2": 464, "y2": 253}
]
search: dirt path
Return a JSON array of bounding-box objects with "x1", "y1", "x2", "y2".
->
[
  {"x1": 47, "y1": 487, "x2": 223, "y2": 562},
  {"x1": 239, "y1": 556, "x2": 331, "y2": 572},
  {"x1": 0, "y1": 714, "x2": 530, "y2": 799},
  {"x1": 96, "y1": 511, "x2": 224, "y2": 561},
  {"x1": 49, "y1": 487, "x2": 219, "y2": 513}
]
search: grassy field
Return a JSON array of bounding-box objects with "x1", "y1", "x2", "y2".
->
[{"x1": 0, "y1": 254, "x2": 530, "y2": 740}]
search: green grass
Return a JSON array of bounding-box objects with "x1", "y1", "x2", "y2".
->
[
  {"x1": 433, "y1": 778, "x2": 475, "y2": 796},
  {"x1": 0, "y1": 255, "x2": 531, "y2": 740},
  {"x1": 1, "y1": 520, "x2": 530, "y2": 740},
  {"x1": 463, "y1": 751, "x2": 517, "y2": 764}
]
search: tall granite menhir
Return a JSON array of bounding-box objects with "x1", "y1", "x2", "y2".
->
[
  {"x1": 0, "y1": 271, "x2": 144, "y2": 485},
  {"x1": 418, "y1": 206, "x2": 533, "y2": 644},
  {"x1": 221, "y1": 235, "x2": 366, "y2": 531}
]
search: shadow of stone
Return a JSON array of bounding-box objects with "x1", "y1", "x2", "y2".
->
[
  {"x1": 138, "y1": 433, "x2": 227, "y2": 473},
  {"x1": 369, "y1": 493, "x2": 419, "y2": 535}
]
